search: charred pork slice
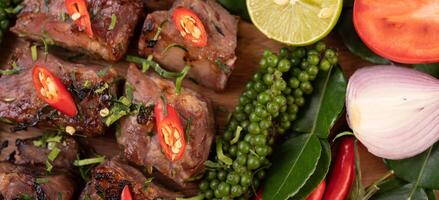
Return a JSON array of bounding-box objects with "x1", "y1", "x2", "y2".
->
[
  {"x1": 138, "y1": 0, "x2": 238, "y2": 91},
  {"x1": 80, "y1": 158, "x2": 182, "y2": 200},
  {"x1": 11, "y1": 0, "x2": 143, "y2": 62},
  {"x1": 144, "y1": 0, "x2": 174, "y2": 11},
  {"x1": 117, "y1": 65, "x2": 214, "y2": 191},
  {"x1": 0, "y1": 44, "x2": 119, "y2": 136},
  {"x1": 0, "y1": 126, "x2": 78, "y2": 170},
  {"x1": 0, "y1": 162, "x2": 76, "y2": 200}
]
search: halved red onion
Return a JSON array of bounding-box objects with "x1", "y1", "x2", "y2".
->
[{"x1": 346, "y1": 65, "x2": 439, "y2": 159}]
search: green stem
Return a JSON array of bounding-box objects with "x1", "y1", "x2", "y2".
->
[
  {"x1": 362, "y1": 170, "x2": 395, "y2": 200},
  {"x1": 126, "y1": 55, "x2": 181, "y2": 78},
  {"x1": 175, "y1": 65, "x2": 191, "y2": 94}
]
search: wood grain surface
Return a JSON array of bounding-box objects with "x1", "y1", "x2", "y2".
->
[{"x1": 1, "y1": 20, "x2": 438, "y2": 197}]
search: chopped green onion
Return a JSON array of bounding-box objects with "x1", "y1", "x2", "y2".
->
[
  {"x1": 119, "y1": 96, "x2": 131, "y2": 107},
  {"x1": 125, "y1": 83, "x2": 134, "y2": 101},
  {"x1": 96, "y1": 66, "x2": 111, "y2": 77},
  {"x1": 215, "y1": 59, "x2": 231, "y2": 74},
  {"x1": 83, "y1": 80, "x2": 91, "y2": 89},
  {"x1": 57, "y1": 192, "x2": 63, "y2": 200},
  {"x1": 35, "y1": 177, "x2": 49, "y2": 184},
  {"x1": 31, "y1": 45, "x2": 38, "y2": 61},
  {"x1": 48, "y1": 147, "x2": 60, "y2": 162},
  {"x1": 126, "y1": 55, "x2": 182, "y2": 78},
  {"x1": 175, "y1": 65, "x2": 191, "y2": 94},
  {"x1": 161, "y1": 43, "x2": 187, "y2": 55},
  {"x1": 144, "y1": 177, "x2": 154, "y2": 189},
  {"x1": 95, "y1": 83, "x2": 109, "y2": 94},
  {"x1": 108, "y1": 14, "x2": 117, "y2": 30},
  {"x1": 73, "y1": 156, "x2": 105, "y2": 166},
  {"x1": 216, "y1": 138, "x2": 233, "y2": 165},
  {"x1": 230, "y1": 126, "x2": 242, "y2": 144},
  {"x1": 46, "y1": 160, "x2": 53, "y2": 172},
  {"x1": 0, "y1": 62, "x2": 21, "y2": 75}
]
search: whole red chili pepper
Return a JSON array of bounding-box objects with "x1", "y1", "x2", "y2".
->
[
  {"x1": 322, "y1": 137, "x2": 355, "y2": 200},
  {"x1": 253, "y1": 187, "x2": 263, "y2": 200},
  {"x1": 306, "y1": 180, "x2": 326, "y2": 200}
]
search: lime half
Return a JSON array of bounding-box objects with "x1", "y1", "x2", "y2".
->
[{"x1": 247, "y1": 0, "x2": 343, "y2": 45}]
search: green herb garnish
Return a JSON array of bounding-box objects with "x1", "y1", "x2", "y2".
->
[
  {"x1": 35, "y1": 177, "x2": 49, "y2": 184},
  {"x1": 108, "y1": 14, "x2": 117, "y2": 30},
  {"x1": 215, "y1": 59, "x2": 231, "y2": 74},
  {"x1": 31, "y1": 45, "x2": 38, "y2": 61},
  {"x1": 73, "y1": 155, "x2": 105, "y2": 166}
]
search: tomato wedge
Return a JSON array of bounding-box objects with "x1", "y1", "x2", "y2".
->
[
  {"x1": 354, "y1": 0, "x2": 439, "y2": 64},
  {"x1": 154, "y1": 98, "x2": 186, "y2": 161},
  {"x1": 121, "y1": 185, "x2": 133, "y2": 200},
  {"x1": 32, "y1": 65, "x2": 78, "y2": 117},
  {"x1": 172, "y1": 8, "x2": 207, "y2": 47},
  {"x1": 65, "y1": 0, "x2": 93, "y2": 37}
]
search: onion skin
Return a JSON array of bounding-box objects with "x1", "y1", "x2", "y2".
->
[{"x1": 346, "y1": 65, "x2": 439, "y2": 159}]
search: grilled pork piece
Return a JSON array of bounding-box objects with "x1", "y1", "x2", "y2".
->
[
  {"x1": 0, "y1": 44, "x2": 119, "y2": 136},
  {"x1": 80, "y1": 158, "x2": 182, "y2": 200},
  {"x1": 0, "y1": 162, "x2": 76, "y2": 200},
  {"x1": 11, "y1": 0, "x2": 143, "y2": 62},
  {"x1": 117, "y1": 65, "x2": 214, "y2": 191},
  {"x1": 138, "y1": 0, "x2": 238, "y2": 91},
  {"x1": 0, "y1": 126, "x2": 78, "y2": 169},
  {"x1": 144, "y1": 0, "x2": 174, "y2": 11}
]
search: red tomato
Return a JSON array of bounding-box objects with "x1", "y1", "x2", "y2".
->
[
  {"x1": 154, "y1": 98, "x2": 186, "y2": 161},
  {"x1": 172, "y1": 8, "x2": 208, "y2": 47},
  {"x1": 354, "y1": 0, "x2": 439, "y2": 64},
  {"x1": 121, "y1": 185, "x2": 133, "y2": 200},
  {"x1": 32, "y1": 65, "x2": 78, "y2": 117},
  {"x1": 65, "y1": 0, "x2": 94, "y2": 37}
]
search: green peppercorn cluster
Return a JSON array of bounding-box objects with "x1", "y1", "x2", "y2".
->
[
  {"x1": 199, "y1": 42, "x2": 339, "y2": 200},
  {"x1": 0, "y1": 0, "x2": 22, "y2": 45}
]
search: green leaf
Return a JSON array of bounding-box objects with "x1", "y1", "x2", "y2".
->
[
  {"x1": 292, "y1": 65, "x2": 347, "y2": 138},
  {"x1": 218, "y1": 0, "x2": 250, "y2": 21},
  {"x1": 291, "y1": 140, "x2": 331, "y2": 200},
  {"x1": 371, "y1": 178, "x2": 430, "y2": 200},
  {"x1": 263, "y1": 134, "x2": 322, "y2": 200},
  {"x1": 337, "y1": 9, "x2": 391, "y2": 65},
  {"x1": 414, "y1": 64, "x2": 439, "y2": 78},
  {"x1": 385, "y1": 143, "x2": 439, "y2": 189}
]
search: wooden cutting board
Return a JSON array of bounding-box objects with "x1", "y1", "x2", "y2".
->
[{"x1": 1, "y1": 20, "x2": 437, "y2": 197}]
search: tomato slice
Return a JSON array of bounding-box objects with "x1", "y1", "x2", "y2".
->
[
  {"x1": 172, "y1": 8, "x2": 208, "y2": 47},
  {"x1": 154, "y1": 98, "x2": 186, "y2": 161},
  {"x1": 32, "y1": 65, "x2": 78, "y2": 117},
  {"x1": 65, "y1": 0, "x2": 94, "y2": 37},
  {"x1": 354, "y1": 0, "x2": 439, "y2": 64},
  {"x1": 121, "y1": 185, "x2": 133, "y2": 200}
]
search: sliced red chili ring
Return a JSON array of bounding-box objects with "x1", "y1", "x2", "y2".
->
[
  {"x1": 121, "y1": 185, "x2": 133, "y2": 200},
  {"x1": 172, "y1": 8, "x2": 208, "y2": 47},
  {"x1": 32, "y1": 65, "x2": 78, "y2": 117},
  {"x1": 65, "y1": 0, "x2": 94, "y2": 37},
  {"x1": 154, "y1": 98, "x2": 186, "y2": 161}
]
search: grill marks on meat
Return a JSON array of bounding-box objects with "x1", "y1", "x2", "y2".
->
[
  {"x1": 117, "y1": 65, "x2": 214, "y2": 191},
  {"x1": 138, "y1": 0, "x2": 239, "y2": 91},
  {"x1": 0, "y1": 126, "x2": 78, "y2": 169},
  {"x1": 0, "y1": 162, "x2": 76, "y2": 200},
  {"x1": 11, "y1": 0, "x2": 144, "y2": 62},
  {"x1": 80, "y1": 158, "x2": 182, "y2": 200},
  {"x1": 0, "y1": 44, "x2": 119, "y2": 136}
]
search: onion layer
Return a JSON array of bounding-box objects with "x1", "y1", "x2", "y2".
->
[{"x1": 346, "y1": 65, "x2": 439, "y2": 160}]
